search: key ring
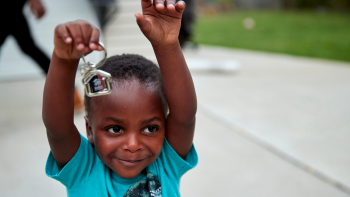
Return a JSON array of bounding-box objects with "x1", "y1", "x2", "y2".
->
[
  {"x1": 81, "y1": 42, "x2": 112, "y2": 97},
  {"x1": 81, "y1": 42, "x2": 107, "y2": 70}
]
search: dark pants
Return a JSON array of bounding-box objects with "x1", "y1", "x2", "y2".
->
[
  {"x1": 178, "y1": 0, "x2": 196, "y2": 47},
  {"x1": 0, "y1": 1, "x2": 50, "y2": 75}
]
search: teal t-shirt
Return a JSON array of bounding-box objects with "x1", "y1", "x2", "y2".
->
[{"x1": 45, "y1": 134, "x2": 198, "y2": 197}]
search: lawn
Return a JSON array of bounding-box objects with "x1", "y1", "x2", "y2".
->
[{"x1": 193, "y1": 11, "x2": 350, "y2": 62}]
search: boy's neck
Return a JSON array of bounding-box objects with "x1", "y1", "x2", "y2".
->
[{"x1": 110, "y1": 168, "x2": 146, "y2": 184}]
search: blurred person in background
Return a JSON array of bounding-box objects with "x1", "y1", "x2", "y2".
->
[
  {"x1": 89, "y1": 0, "x2": 118, "y2": 31},
  {"x1": 1, "y1": 0, "x2": 50, "y2": 74},
  {"x1": 178, "y1": 0, "x2": 195, "y2": 47},
  {"x1": 89, "y1": 0, "x2": 195, "y2": 47},
  {"x1": 0, "y1": 0, "x2": 84, "y2": 111}
]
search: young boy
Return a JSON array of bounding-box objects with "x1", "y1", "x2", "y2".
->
[{"x1": 42, "y1": 0, "x2": 197, "y2": 196}]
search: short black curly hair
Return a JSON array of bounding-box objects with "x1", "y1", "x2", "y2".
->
[{"x1": 84, "y1": 54, "x2": 168, "y2": 117}]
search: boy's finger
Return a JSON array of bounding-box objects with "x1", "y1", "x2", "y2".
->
[
  {"x1": 166, "y1": 0, "x2": 176, "y2": 10},
  {"x1": 78, "y1": 20, "x2": 93, "y2": 50},
  {"x1": 55, "y1": 24, "x2": 72, "y2": 44},
  {"x1": 141, "y1": 0, "x2": 152, "y2": 10},
  {"x1": 66, "y1": 22, "x2": 85, "y2": 51},
  {"x1": 89, "y1": 26, "x2": 101, "y2": 51},
  {"x1": 135, "y1": 13, "x2": 151, "y2": 36},
  {"x1": 175, "y1": 0, "x2": 186, "y2": 13},
  {"x1": 153, "y1": 0, "x2": 165, "y2": 10}
]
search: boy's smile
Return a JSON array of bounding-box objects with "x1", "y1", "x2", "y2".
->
[{"x1": 85, "y1": 80, "x2": 166, "y2": 178}]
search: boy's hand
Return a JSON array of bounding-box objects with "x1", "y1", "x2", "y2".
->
[
  {"x1": 135, "y1": 0, "x2": 186, "y2": 47},
  {"x1": 53, "y1": 20, "x2": 103, "y2": 61}
]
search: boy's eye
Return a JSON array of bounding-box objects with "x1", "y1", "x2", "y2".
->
[
  {"x1": 144, "y1": 126, "x2": 157, "y2": 133},
  {"x1": 108, "y1": 126, "x2": 122, "y2": 133}
]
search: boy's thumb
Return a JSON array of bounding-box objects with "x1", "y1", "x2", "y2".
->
[{"x1": 135, "y1": 13, "x2": 151, "y2": 35}]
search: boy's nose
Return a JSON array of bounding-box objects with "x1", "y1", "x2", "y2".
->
[{"x1": 123, "y1": 133, "x2": 142, "y2": 153}]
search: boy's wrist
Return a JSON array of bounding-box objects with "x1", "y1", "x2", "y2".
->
[
  {"x1": 52, "y1": 50, "x2": 80, "y2": 70},
  {"x1": 53, "y1": 48, "x2": 80, "y2": 62},
  {"x1": 152, "y1": 41, "x2": 181, "y2": 54}
]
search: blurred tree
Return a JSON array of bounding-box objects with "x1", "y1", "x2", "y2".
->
[
  {"x1": 282, "y1": 0, "x2": 350, "y2": 10},
  {"x1": 200, "y1": 0, "x2": 350, "y2": 10},
  {"x1": 234, "y1": 0, "x2": 281, "y2": 9}
]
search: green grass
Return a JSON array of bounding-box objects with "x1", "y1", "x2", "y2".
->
[{"x1": 193, "y1": 11, "x2": 350, "y2": 62}]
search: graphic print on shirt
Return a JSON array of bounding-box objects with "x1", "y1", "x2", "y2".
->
[{"x1": 123, "y1": 172, "x2": 162, "y2": 197}]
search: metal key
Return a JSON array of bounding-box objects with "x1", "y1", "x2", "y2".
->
[{"x1": 81, "y1": 42, "x2": 112, "y2": 97}]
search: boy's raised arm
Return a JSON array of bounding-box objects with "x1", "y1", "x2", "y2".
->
[
  {"x1": 42, "y1": 20, "x2": 102, "y2": 167},
  {"x1": 135, "y1": 0, "x2": 197, "y2": 159}
]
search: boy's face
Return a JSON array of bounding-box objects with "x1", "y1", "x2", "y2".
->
[{"x1": 85, "y1": 80, "x2": 166, "y2": 178}]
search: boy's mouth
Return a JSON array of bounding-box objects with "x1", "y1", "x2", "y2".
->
[{"x1": 117, "y1": 158, "x2": 146, "y2": 167}]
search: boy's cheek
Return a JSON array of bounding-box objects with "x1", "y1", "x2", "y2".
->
[
  {"x1": 94, "y1": 134, "x2": 117, "y2": 153},
  {"x1": 147, "y1": 136, "x2": 164, "y2": 158},
  {"x1": 92, "y1": 134, "x2": 113, "y2": 159}
]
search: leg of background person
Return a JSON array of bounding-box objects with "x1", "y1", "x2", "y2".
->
[
  {"x1": 96, "y1": 6, "x2": 107, "y2": 30},
  {"x1": 12, "y1": 13, "x2": 50, "y2": 75},
  {"x1": 0, "y1": 0, "x2": 25, "y2": 61},
  {"x1": 90, "y1": 0, "x2": 118, "y2": 31},
  {"x1": 11, "y1": 13, "x2": 83, "y2": 111},
  {"x1": 178, "y1": 0, "x2": 195, "y2": 47}
]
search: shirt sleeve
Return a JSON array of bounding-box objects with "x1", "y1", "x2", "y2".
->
[
  {"x1": 45, "y1": 134, "x2": 98, "y2": 189},
  {"x1": 158, "y1": 138, "x2": 198, "y2": 180}
]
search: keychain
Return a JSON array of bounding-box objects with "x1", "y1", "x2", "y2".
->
[{"x1": 81, "y1": 42, "x2": 112, "y2": 97}]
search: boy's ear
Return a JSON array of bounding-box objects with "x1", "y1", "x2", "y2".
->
[{"x1": 85, "y1": 116, "x2": 94, "y2": 146}]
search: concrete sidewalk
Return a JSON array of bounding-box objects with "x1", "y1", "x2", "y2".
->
[
  {"x1": 1, "y1": 0, "x2": 350, "y2": 196},
  {"x1": 181, "y1": 46, "x2": 350, "y2": 196}
]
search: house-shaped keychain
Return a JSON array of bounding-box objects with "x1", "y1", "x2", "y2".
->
[
  {"x1": 81, "y1": 42, "x2": 112, "y2": 97},
  {"x1": 82, "y1": 69, "x2": 112, "y2": 97}
]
